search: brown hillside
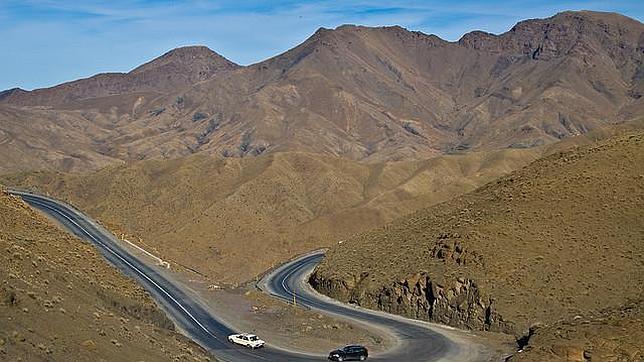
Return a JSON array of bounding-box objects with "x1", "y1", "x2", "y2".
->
[
  {"x1": 311, "y1": 132, "x2": 644, "y2": 358},
  {"x1": 0, "y1": 187, "x2": 210, "y2": 361},
  {"x1": 0, "y1": 11, "x2": 641, "y2": 174},
  {"x1": 2, "y1": 148, "x2": 542, "y2": 284},
  {"x1": 513, "y1": 299, "x2": 644, "y2": 361},
  {"x1": 0, "y1": 105, "x2": 121, "y2": 174},
  {"x1": 3, "y1": 46, "x2": 239, "y2": 107},
  {"x1": 163, "y1": 11, "x2": 642, "y2": 159}
]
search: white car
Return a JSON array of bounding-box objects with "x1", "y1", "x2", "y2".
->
[{"x1": 228, "y1": 333, "x2": 265, "y2": 349}]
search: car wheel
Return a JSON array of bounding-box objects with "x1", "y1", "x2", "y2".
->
[
  {"x1": 337, "y1": 357, "x2": 343, "y2": 362},
  {"x1": 360, "y1": 356, "x2": 366, "y2": 361}
]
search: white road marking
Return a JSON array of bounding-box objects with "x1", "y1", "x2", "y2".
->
[
  {"x1": 280, "y1": 261, "x2": 301, "y2": 301},
  {"x1": 13, "y1": 191, "x2": 273, "y2": 361},
  {"x1": 26, "y1": 197, "x2": 220, "y2": 341}
]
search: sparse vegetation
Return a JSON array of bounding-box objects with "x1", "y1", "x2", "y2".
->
[
  {"x1": 239, "y1": 131, "x2": 253, "y2": 154},
  {"x1": 192, "y1": 112, "x2": 208, "y2": 122},
  {"x1": 314, "y1": 132, "x2": 644, "y2": 360},
  {"x1": 149, "y1": 107, "x2": 165, "y2": 116},
  {"x1": 197, "y1": 119, "x2": 220, "y2": 145},
  {"x1": 0, "y1": 187, "x2": 211, "y2": 361},
  {"x1": 2, "y1": 147, "x2": 542, "y2": 284}
]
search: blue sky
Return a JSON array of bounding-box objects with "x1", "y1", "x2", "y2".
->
[{"x1": 1, "y1": 0, "x2": 642, "y2": 90}]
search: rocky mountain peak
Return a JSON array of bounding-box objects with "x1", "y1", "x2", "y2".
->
[
  {"x1": 0, "y1": 87, "x2": 27, "y2": 101},
  {"x1": 457, "y1": 10, "x2": 643, "y2": 67},
  {"x1": 131, "y1": 45, "x2": 239, "y2": 75}
]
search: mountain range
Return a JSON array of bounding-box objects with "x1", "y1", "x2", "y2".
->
[
  {"x1": 1, "y1": 9, "x2": 643, "y2": 361},
  {"x1": 1, "y1": 11, "x2": 642, "y2": 174}
]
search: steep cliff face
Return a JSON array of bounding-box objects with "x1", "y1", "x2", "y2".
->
[
  {"x1": 311, "y1": 270, "x2": 514, "y2": 333},
  {"x1": 311, "y1": 236, "x2": 514, "y2": 333}
]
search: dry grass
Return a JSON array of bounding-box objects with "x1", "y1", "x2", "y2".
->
[
  {"x1": 513, "y1": 299, "x2": 644, "y2": 361},
  {"x1": 0, "y1": 187, "x2": 211, "y2": 361},
  {"x1": 315, "y1": 132, "x2": 644, "y2": 354},
  {"x1": 2, "y1": 149, "x2": 542, "y2": 284}
]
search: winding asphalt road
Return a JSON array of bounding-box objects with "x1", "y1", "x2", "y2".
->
[
  {"x1": 258, "y1": 252, "x2": 471, "y2": 361},
  {"x1": 10, "y1": 190, "x2": 475, "y2": 362}
]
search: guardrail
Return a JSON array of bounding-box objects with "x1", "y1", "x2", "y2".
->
[
  {"x1": 7, "y1": 187, "x2": 170, "y2": 269},
  {"x1": 121, "y1": 237, "x2": 170, "y2": 269}
]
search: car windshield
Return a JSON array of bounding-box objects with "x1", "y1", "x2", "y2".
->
[{"x1": 248, "y1": 336, "x2": 258, "y2": 341}]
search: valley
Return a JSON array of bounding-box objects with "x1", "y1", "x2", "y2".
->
[
  {"x1": 0, "y1": 7, "x2": 642, "y2": 362},
  {"x1": 3, "y1": 148, "x2": 542, "y2": 283}
]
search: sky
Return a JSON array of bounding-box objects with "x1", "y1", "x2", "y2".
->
[{"x1": 1, "y1": 0, "x2": 642, "y2": 90}]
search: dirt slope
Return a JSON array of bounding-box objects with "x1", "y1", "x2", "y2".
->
[
  {"x1": 0, "y1": 46, "x2": 240, "y2": 174},
  {"x1": 161, "y1": 11, "x2": 642, "y2": 160},
  {"x1": 4, "y1": 120, "x2": 640, "y2": 284},
  {"x1": 0, "y1": 187, "x2": 211, "y2": 361},
  {"x1": 2, "y1": 148, "x2": 542, "y2": 284},
  {"x1": 3, "y1": 46, "x2": 239, "y2": 107},
  {"x1": 1, "y1": 11, "x2": 641, "y2": 174},
  {"x1": 311, "y1": 132, "x2": 644, "y2": 359},
  {"x1": 513, "y1": 299, "x2": 644, "y2": 361},
  {"x1": 0, "y1": 105, "x2": 122, "y2": 174}
]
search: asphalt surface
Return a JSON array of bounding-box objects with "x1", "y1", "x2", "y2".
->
[
  {"x1": 258, "y1": 252, "x2": 460, "y2": 361},
  {"x1": 11, "y1": 190, "x2": 468, "y2": 362}
]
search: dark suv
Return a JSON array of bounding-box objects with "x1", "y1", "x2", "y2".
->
[{"x1": 328, "y1": 345, "x2": 368, "y2": 361}]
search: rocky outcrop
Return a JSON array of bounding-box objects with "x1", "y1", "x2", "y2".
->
[
  {"x1": 511, "y1": 299, "x2": 644, "y2": 361},
  {"x1": 311, "y1": 270, "x2": 515, "y2": 334},
  {"x1": 429, "y1": 235, "x2": 484, "y2": 266},
  {"x1": 310, "y1": 235, "x2": 515, "y2": 333}
]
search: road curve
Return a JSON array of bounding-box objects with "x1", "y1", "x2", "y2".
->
[
  {"x1": 10, "y1": 190, "x2": 318, "y2": 362},
  {"x1": 11, "y1": 190, "x2": 479, "y2": 361},
  {"x1": 258, "y1": 251, "x2": 472, "y2": 361}
]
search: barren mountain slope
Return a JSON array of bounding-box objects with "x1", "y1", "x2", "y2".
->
[
  {"x1": 513, "y1": 299, "x2": 644, "y2": 361},
  {"x1": 3, "y1": 148, "x2": 542, "y2": 284},
  {"x1": 3, "y1": 46, "x2": 239, "y2": 108},
  {"x1": 0, "y1": 187, "x2": 210, "y2": 361},
  {"x1": 0, "y1": 46, "x2": 240, "y2": 174},
  {"x1": 108, "y1": 11, "x2": 644, "y2": 161},
  {"x1": 451, "y1": 11, "x2": 644, "y2": 149},
  {"x1": 0, "y1": 105, "x2": 122, "y2": 173},
  {"x1": 311, "y1": 132, "x2": 644, "y2": 359},
  {"x1": 1, "y1": 11, "x2": 641, "y2": 174}
]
